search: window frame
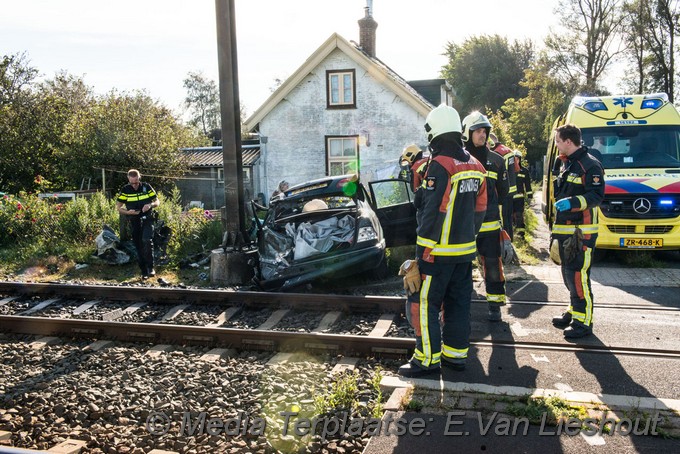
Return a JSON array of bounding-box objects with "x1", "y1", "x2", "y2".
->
[
  {"x1": 326, "y1": 69, "x2": 356, "y2": 109},
  {"x1": 326, "y1": 135, "x2": 360, "y2": 176}
]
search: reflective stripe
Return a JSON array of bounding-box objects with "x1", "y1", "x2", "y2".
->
[
  {"x1": 487, "y1": 293, "x2": 506, "y2": 303},
  {"x1": 441, "y1": 344, "x2": 468, "y2": 359},
  {"x1": 508, "y1": 185, "x2": 517, "y2": 193},
  {"x1": 487, "y1": 170, "x2": 498, "y2": 180},
  {"x1": 432, "y1": 241, "x2": 477, "y2": 256},
  {"x1": 418, "y1": 275, "x2": 434, "y2": 367},
  {"x1": 513, "y1": 193, "x2": 524, "y2": 199},
  {"x1": 451, "y1": 170, "x2": 486, "y2": 183},
  {"x1": 417, "y1": 236, "x2": 437, "y2": 248},
  {"x1": 479, "y1": 220, "x2": 502, "y2": 233},
  {"x1": 552, "y1": 224, "x2": 598, "y2": 235},
  {"x1": 581, "y1": 247, "x2": 594, "y2": 326},
  {"x1": 567, "y1": 175, "x2": 582, "y2": 184},
  {"x1": 576, "y1": 195, "x2": 586, "y2": 209}
]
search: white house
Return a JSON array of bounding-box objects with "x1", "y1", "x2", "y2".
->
[{"x1": 244, "y1": 7, "x2": 453, "y2": 198}]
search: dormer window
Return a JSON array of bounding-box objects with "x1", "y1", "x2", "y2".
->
[{"x1": 327, "y1": 69, "x2": 356, "y2": 108}]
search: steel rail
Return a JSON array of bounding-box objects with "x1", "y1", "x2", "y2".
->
[
  {"x1": 1, "y1": 315, "x2": 679, "y2": 360},
  {"x1": 1, "y1": 282, "x2": 677, "y2": 313}
]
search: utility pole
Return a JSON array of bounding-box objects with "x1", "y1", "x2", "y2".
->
[{"x1": 211, "y1": 0, "x2": 255, "y2": 285}]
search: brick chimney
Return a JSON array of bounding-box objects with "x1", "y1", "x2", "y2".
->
[{"x1": 358, "y1": 5, "x2": 378, "y2": 58}]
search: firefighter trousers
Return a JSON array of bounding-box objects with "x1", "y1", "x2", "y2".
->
[
  {"x1": 476, "y1": 231, "x2": 506, "y2": 305},
  {"x1": 558, "y1": 239, "x2": 594, "y2": 327},
  {"x1": 411, "y1": 260, "x2": 473, "y2": 369},
  {"x1": 131, "y1": 215, "x2": 155, "y2": 275},
  {"x1": 501, "y1": 196, "x2": 514, "y2": 240},
  {"x1": 512, "y1": 197, "x2": 526, "y2": 234}
]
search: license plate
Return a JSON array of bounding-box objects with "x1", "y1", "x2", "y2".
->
[{"x1": 620, "y1": 238, "x2": 663, "y2": 248}]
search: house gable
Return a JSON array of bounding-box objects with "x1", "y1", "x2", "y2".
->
[{"x1": 245, "y1": 33, "x2": 432, "y2": 131}]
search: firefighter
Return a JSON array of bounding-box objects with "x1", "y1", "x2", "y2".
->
[
  {"x1": 116, "y1": 169, "x2": 160, "y2": 279},
  {"x1": 399, "y1": 143, "x2": 429, "y2": 191},
  {"x1": 513, "y1": 150, "x2": 533, "y2": 237},
  {"x1": 397, "y1": 104, "x2": 487, "y2": 377},
  {"x1": 462, "y1": 112, "x2": 509, "y2": 321},
  {"x1": 489, "y1": 133, "x2": 520, "y2": 240},
  {"x1": 551, "y1": 124, "x2": 605, "y2": 339}
]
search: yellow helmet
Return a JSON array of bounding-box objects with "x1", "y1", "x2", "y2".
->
[
  {"x1": 400, "y1": 144, "x2": 422, "y2": 165},
  {"x1": 549, "y1": 239, "x2": 561, "y2": 265}
]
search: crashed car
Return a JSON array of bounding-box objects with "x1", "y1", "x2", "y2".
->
[{"x1": 252, "y1": 174, "x2": 416, "y2": 291}]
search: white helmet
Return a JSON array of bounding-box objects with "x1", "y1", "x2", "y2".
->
[
  {"x1": 400, "y1": 143, "x2": 422, "y2": 165},
  {"x1": 461, "y1": 111, "x2": 492, "y2": 142},
  {"x1": 424, "y1": 104, "x2": 462, "y2": 144}
]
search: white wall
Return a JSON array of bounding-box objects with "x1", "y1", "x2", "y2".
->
[{"x1": 258, "y1": 49, "x2": 429, "y2": 194}]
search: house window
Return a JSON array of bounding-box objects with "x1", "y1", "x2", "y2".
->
[
  {"x1": 327, "y1": 136, "x2": 359, "y2": 176},
  {"x1": 327, "y1": 69, "x2": 356, "y2": 108},
  {"x1": 217, "y1": 168, "x2": 224, "y2": 183}
]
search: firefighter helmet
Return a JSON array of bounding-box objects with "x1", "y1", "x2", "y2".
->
[
  {"x1": 424, "y1": 104, "x2": 462, "y2": 144},
  {"x1": 461, "y1": 111, "x2": 492, "y2": 142},
  {"x1": 400, "y1": 144, "x2": 422, "y2": 165}
]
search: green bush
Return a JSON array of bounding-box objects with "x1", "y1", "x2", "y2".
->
[{"x1": 0, "y1": 189, "x2": 223, "y2": 270}]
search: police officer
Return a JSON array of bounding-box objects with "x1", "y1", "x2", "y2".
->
[
  {"x1": 551, "y1": 124, "x2": 604, "y2": 338},
  {"x1": 513, "y1": 150, "x2": 533, "y2": 237},
  {"x1": 462, "y1": 112, "x2": 509, "y2": 322},
  {"x1": 116, "y1": 169, "x2": 160, "y2": 279},
  {"x1": 490, "y1": 133, "x2": 520, "y2": 240},
  {"x1": 398, "y1": 105, "x2": 487, "y2": 377}
]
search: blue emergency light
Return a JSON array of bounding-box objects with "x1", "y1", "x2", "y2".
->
[
  {"x1": 641, "y1": 99, "x2": 663, "y2": 110},
  {"x1": 583, "y1": 101, "x2": 607, "y2": 112},
  {"x1": 659, "y1": 199, "x2": 674, "y2": 206}
]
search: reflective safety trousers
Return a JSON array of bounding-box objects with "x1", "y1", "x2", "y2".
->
[
  {"x1": 476, "y1": 231, "x2": 506, "y2": 304},
  {"x1": 558, "y1": 238, "x2": 594, "y2": 327},
  {"x1": 411, "y1": 260, "x2": 473, "y2": 369}
]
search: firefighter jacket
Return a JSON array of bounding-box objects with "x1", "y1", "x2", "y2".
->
[
  {"x1": 415, "y1": 147, "x2": 487, "y2": 264},
  {"x1": 493, "y1": 144, "x2": 519, "y2": 197},
  {"x1": 514, "y1": 164, "x2": 533, "y2": 199},
  {"x1": 552, "y1": 147, "x2": 605, "y2": 247},
  {"x1": 116, "y1": 182, "x2": 158, "y2": 217},
  {"x1": 410, "y1": 157, "x2": 430, "y2": 192},
  {"x1": 466, "y1": 144, "x2": 509, "y2": 237}
]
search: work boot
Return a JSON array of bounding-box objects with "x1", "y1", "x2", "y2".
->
[
  {"x1": 148, "y1": 269, "x2": 156, "y2": 277},
  {"x1": 487, "y1": 304, "x2": 502, "y2": 322},
  {"x1": 564, "y1": 322, "x2": 593, "y2": 339},
  {"x1": 441, "y1": 357, "x2": 466, "y2": 371},
  {"x1": 552, "y1": 311, "x2": 572, "y2": 328},
  {"x1": 397, "y1": 361, "x2": 440, "y2": 378}
]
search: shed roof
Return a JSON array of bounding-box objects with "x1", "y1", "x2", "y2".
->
[{"x1": 180, "y1": 145, "x2": 261, "y2": 168}]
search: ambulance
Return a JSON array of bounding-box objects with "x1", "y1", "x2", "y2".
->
[{"x1": 543, "y1": 93, "x2": 680, "y2": 250}]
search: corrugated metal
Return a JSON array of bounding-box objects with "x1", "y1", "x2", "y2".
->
[{"x1": 181, "y1": 146, "x2": 261, "y2": 167}]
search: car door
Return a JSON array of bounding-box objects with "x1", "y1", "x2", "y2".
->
[{"x1": 367, "y1": 179, "x2": 417, "y2": 247}]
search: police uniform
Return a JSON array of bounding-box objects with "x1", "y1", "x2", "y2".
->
[
  {"x1": 466, "y1": 144, "x2": 510, "y2": 311},
  {"x1": 411, "y1": 147, "x2": 487, "y2": 370},
  {"x1": 513, "y1": 162, "x2": 533, "y2": 235},
  {"x1": 117, "y1": 182, "x2": 158, "y2": 277},
  {"x1": 493, "y1": 143, "x2": 519, "y2": 239},
  {"x1": 552, "y1": 147, "x2": 604, "y2": 332}
]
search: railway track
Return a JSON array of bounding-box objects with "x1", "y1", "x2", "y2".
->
[{"x1": 1, "y1": 281, "x2": 679, "y2": 360}]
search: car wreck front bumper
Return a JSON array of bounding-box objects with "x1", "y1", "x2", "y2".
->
[{"x1": 256, "y1": 241, "x2": 386, "y2": 291}]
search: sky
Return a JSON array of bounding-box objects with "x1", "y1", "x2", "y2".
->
[{"x1": 1, "y1": 0, "x2": 565, "y2": 120}]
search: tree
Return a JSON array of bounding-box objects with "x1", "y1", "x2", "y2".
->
[
  {"x1": 501, "y1": 54, "x2": 577, "y2": 167},
  {"x1": 545, "y1": 0, "x2": 621, "y2": 93},
  {"x1": 441, "y1": 35, "x2": 534, "y2": 115},
  {"x1": 183, "y1": 71, "x2": 221, "y2": 138},
  {"x1": 620, "y1": 0, "x2": 679, "y2": 100}
]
